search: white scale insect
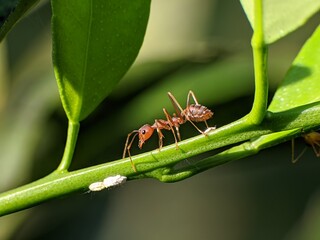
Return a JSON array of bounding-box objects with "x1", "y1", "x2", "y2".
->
[{"x1": 89, "y1": 175, "x2": 127, "y2": 192}]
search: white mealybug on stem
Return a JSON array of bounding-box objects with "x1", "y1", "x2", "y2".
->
[
  {"x1": 89, "y1": 181, "x2": 105, "y2": 192},
  {"x1": 88, "y1": 175, "x2": 127, "y2": 192},
  {"x1": 103, "y1": 175, "x2": 127, "y2": 189}
]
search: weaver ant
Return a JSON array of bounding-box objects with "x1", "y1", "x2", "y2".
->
[
  {"x1": 123, "y1": 90, "x2": 215, "y2": 171},
  {"x1": 292, "y1": 131, "x2": 320, "y2": 163}
]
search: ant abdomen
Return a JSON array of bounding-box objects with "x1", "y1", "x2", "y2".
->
[{"x1": 184, "y1": 104, "x2": 213, "y2": 122}]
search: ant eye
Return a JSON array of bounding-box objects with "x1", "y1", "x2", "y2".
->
[{"x1": 141, "y1": 130, "x2": 146, "y2": 135}]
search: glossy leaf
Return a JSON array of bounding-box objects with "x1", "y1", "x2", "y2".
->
[
  {"x1": 52, "y1": 0, "x2": 151, "y2": 121},
  {"x1": 268, "y1": 25, "x2": 320, "y2": 112},
  {"x1": 0, "y1": 0, "x2": 40, "y2": 42},
  {"x1": 240, "y1": 0, "x2": 320, "y2": 44}
]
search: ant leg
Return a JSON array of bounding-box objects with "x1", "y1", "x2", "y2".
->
[
  {"x1": 292, "y1": 143, "x2": 307, "y2": 164},
  {"x1": 204, "y1": 120, "x2": 210, "y2": 129},
  {"x1": 313, "y1": 139, "x2": 320, "y2": 157},
  {"x1": 186, "y1": 91, "x2": 205, "y2": 133},
  {"x1": 175, "y1": 126, "x2": 182, "y2": 142},
  {"x1": 304, "y1": 132, "x2": 320, "y2": 157},
  {"x1": 204, "y1": 120, "x2": 216, "y2": 133},
  {"x1": 162, "y1": 108, "x2": 179, "y2": 149},
  {"x1": 291, "y1": 139, "x2": 295, "y2": 163},
  {"x1": 127, "y1": 147, "x2": 137, "y2": 172},
  {"x1": 123, "y1": 131, "x2": 138, "y2": 172},
  {"x1": 311, "y1": 143, "x2": 320, "y2": 157},
  {"x1": 168, "y1": 92, "x2": 184, "y2": 118},
  {"x1": 123, "y1": 131, "x2": 138, "y2": 159},
  {"x1": 154, "y1": 124, "x2": 164, "y2": 150},
  {"x1": 165, "y1": 94, "x2": 184, "y2": 141},
  {"x1": 187, "y1": 90, "x2": 199, "y2": 105},
  {"x1": 188, "y1": 120, "x2": 205, "y2": 135},
  {"x1": 186, "y1": 117, "x2": 215, "y2": 136}
]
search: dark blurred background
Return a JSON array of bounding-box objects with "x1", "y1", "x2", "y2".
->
[{"x1": 0, "y1": 1, "x2": 320, "y2": 239}]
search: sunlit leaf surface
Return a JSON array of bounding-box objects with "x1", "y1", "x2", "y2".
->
[
  {"x1": 240, "y1": 0, "x2": 320, "y2": 44},
  {"x1": 268, "y1": 25, "x2": 320, "y2": 112},
  {"x1": 52, "y1": 0, "x2": 151, "y2": 121}
]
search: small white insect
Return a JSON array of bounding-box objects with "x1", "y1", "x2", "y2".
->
[
  {"x1": 103, "y1": 174, "x2": 127, "y2": 188},
  {"x1": 88, "y1": 181, "x2": 106, "y2": 192},
  {"x1": 88, "y1": 175, "x2": 127, "y2": 192}
]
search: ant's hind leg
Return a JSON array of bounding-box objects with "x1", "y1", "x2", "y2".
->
[
  {"x1": 168, "y1": 92, "x2": 184, "y2": 118},
  {"x1": 187, "y1": 90, "x2": 199, "y2": 105},
  {"x1": 185, "y1": 118, "x2": 205, "y2": 135},
  {"x1": 204, "y1": 120, "x2": 216, "y2": 134}
]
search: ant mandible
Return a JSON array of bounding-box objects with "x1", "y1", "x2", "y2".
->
[{"x1": 123, "y1": 90, "x2": 215, "y2": 171}]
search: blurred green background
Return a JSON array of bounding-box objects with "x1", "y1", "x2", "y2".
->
[{"x1": 0, "y1": 0, "x2": 320, "y2": 239}]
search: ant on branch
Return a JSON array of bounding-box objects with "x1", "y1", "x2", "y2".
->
[
  {"x1": 123, "y1": 90, "x2": 215, "y2": 171},
  {"x1": 292, "y1": 131, "x2": 320, "y2": 163}
]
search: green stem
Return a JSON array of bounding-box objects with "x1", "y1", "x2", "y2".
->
[
  {"x1": 159, "y1": 128, "x2": 302, "y2": 182},
  {"x1": 57, "y1": 121, "x2": 80, "y2": 172},
  {"x1": 0, "y1": 101, "x2": 319, "y2": 216},
  {"x1": 248, "y1": 0, "x2": 268, "y2": 124}
]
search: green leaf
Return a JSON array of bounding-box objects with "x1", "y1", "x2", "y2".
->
[
  {"x1": 268, "y1": 25, "x2": 320, "y2": 112},
  {"x1": 0, "y1": 0, "x2": 40, "y2": 42},
  {"x1": 52, "y1": 0, "x2": 151, "y2": 121},
  {"x1": 240, "y1": 0, "x2": 320, "y2": 44}
]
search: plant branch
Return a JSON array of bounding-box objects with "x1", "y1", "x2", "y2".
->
[
  {"x1": 158, "y1": 128, "x2": 301, "y2": 182},
  {"x1": 56, "y1": 121, "x2": 80, "y2": 172},
  {"x1": 0, "y1": 101, "x2": 319, "y2": 216},
  {"x1": 248, "y1": 0, "x2": 268, "y2": 124}
]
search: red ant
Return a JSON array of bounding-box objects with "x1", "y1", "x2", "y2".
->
[
  {"x1": 292, "y1": 131, "x2": 320, "y2": 163},
  {"x1": 123, "y1": 90, "x2": 215, "y2": 171}
]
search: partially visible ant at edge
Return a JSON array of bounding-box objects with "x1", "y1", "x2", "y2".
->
[
  {"x1": 291, "y1": 131, "x2": 320, "y2": 163},
  {"x1": 123, "y1": 90, "x2": 215, "y2": 172}
]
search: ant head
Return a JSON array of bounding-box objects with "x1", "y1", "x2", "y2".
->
[{"x1": 138, "y1": 124, "x2": 154, "y2": 148}]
